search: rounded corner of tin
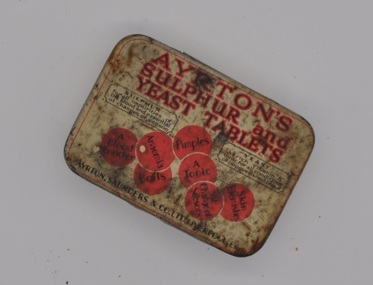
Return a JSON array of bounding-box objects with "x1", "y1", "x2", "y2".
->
[
  {"x1": 300, "y1": 114, "x2": 315, "y2": 133},
  {"x1": 217, "y1": 234, "x2": 269, "y2": 258},
  {"x1": 243, "y1": 241, "x2": 268, "y2": 257},
  {"x1": 63, "y1": 142, "x2": 76, "y2": 174},
  {"x1": 299, "y1": 115, "x2": 316, "y2": 152},
  {"x1": 306, "y1": 119, "x2": 316, "y2": 148},
  {"x1": 115, "y1": 34, "x2": 154, "y2": 47},
  {"x1": 63, "y1": 129, "x2": 81, "y2": 176},
  {"x1": 227, "y1": 245, "x2": 264, "y2": 258}
]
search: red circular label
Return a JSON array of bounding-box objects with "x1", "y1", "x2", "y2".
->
[
  {"x1": 101, "y1": 128, "x2": 137, "y2": 167},
  {"x1": 185, "y1": 182, "x2": 223, "y2": 221},
  {"x1": 220, "y1": 184, "x2": 255, "y2": 222},
  {"x1": 178, "y1": 153, "x2": 217, "y2": 187},
  {"x1": 173, "y1": 126, "x2": 213, "y2": 159},
  {"x1": 136, "y1": 132, "x2": 174, "y2": 171},
  {"x1": 134, "y1": 164, "x2": 172, "y2": 195}
]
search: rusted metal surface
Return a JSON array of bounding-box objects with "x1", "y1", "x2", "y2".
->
[{"x1": 64, "y1": 35, "x2": 314, "y2": 257}]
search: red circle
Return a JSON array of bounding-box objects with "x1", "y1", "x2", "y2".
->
[
  {"x1": 136, "y1": 132, "x2": 174, "y2": 171},
  {"x1": 173, "y1": 126, "x2": 213, "y2": 159},
  {"x1": 220, "y1": 184, "x2": 255, "y2": 222},
  {"x1": 101, "y1": 128, "x2": 137, "y2": 167},
  {"x1": 185, "y1": 182, "x2": 223, "y2": 221},
  {"x1": 178, "y1": 153, "x2": 217, "y2": 187},
  {"x1": 134, "y1": 164, "x2": 172, "y2": 195}
]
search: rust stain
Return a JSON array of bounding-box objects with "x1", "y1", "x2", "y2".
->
[
  {"x1": 193, "y1": 70, "x2": 215, "y2": 92},
  {"x1": 127, "y1": 44, "x2": 135, "y2": 66}
]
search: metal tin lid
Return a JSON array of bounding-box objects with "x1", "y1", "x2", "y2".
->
[{"x1": 64, "y1": 35, "x2": 314, "y2": 256}]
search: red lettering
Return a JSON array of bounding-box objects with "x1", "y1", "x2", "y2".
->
[
  {"x1": 211, "y1": 119, "x2": 226, "y2": 134},
  {"x1": 252, "y1": 102, "x2": 276, "y2": 123},
  {"x1": 237, "y1": 130, "x2": 250, "y2": 147},
  {"x1": 146, "y1": 83, "x2": 161, "y2": 98},
  {"x1": 152, "y1": 53, "x2": 170, "y2": 70},
  {"x1": 139, "y1": 63, "x2": 156, "y2": 78},
  {"x1": 259, "y1": 142, "x2": 273, "y2": 156},
  {"x1": 193, "y1": 91, "x2": 212, "y2": 108},
  {"x1": 170, "y1": 77, "x2": 183, "y2": 94},
  {"x1": 215, "y1": 81, "x2": 234, "y2": 99},
  {"x1": 233, "y1": 93, "x2": 252, "y2": 110},
  {"x1": 264, "y1": 129, "x2": 276, "y2": 144},
  {"x1": 136, "y1": 75, "x2": 152, "y2": 92},
  {"x1": 247, "y1": 137, "x2": 260, "y2": 152},
  {"x1": 269, "y1": 149, "x2": 283, "y2": 163},
  {"x1": 277, "y1": 137, "x2": 291, "y2": 150},
  {"x1": 175, "y1": 58, "x2": 195, "y2": 77},
  {"x1": 227, "y1": 125, "x2": 241, "y2": 140},
  {"x1": 157, "y1": 91, "x2": 170, "y2": 105},
  {"x1": 212, "y1": 98, "x2": 228, "y2": 116},
  {"x1": 180, "y1": 101, "x2": 196, "y2": 116},
  {"x1": 276, "y1": 115, "x2": 293, "y2": 132},
  {"x1": 203, "y1": 111, "x2": 218, "y2": 128},
  {"x1": 252, "y1": 125, "x2": 263, "y2": 136},
  {"x1": 155, "y1": 69, "x2": 171, "y2": 86},
  {"x1": 182, "y1": 83, "x2": 197, "y2": 98},
  {"x1": 168, "y1": 93, "x2": 181, "y2": 110},
  {"x1": 225, "y1": 106, "x2": 240, "y2": 125}
]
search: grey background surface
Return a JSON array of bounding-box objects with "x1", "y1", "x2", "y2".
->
[{"x1": 1, "y1": 1, "x2": 372, "y2": 284}]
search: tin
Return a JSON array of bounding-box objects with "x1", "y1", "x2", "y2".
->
[{"x1": 64, "y1": 35, "x2": 314, "y2": 256}]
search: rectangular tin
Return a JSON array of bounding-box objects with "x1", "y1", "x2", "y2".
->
[{"x1": 64, "y1": 35, "x2": 314, "y2": 256}]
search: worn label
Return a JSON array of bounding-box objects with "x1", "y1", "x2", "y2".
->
[{"x1": 64, "y1": 35, "x2": 314, "y2": 256}]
